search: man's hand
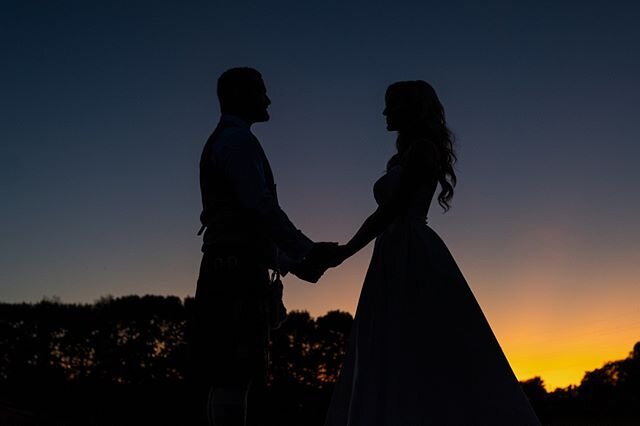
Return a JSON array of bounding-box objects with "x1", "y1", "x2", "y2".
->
[{"x1": 291, "y1": 242, "x2": 343, "y2": 283}]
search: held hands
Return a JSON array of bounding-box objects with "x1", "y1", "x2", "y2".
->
[{"x1": 291, "y1": 242, "x2": 349, "y2": 283}]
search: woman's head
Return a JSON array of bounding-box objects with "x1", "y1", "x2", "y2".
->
[
  {"x1": 384, "y1": 80, "x2": 444, "y2": 134},
  {"x1": 384, "y1": 80, "x2": 457, "y2": 211}
]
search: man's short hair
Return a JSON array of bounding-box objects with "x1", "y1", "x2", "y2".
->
[{"x1": 217, "y1": 67, "x2": 263, "y2": 111}]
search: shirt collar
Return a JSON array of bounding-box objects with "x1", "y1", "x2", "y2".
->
[{"x1": 220, "y1": 114, "x2": 251, "y2": 129}]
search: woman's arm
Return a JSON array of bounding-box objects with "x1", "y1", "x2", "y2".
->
[{"x1": 342, "y1": 207, "x2": 388, "y2": 259}]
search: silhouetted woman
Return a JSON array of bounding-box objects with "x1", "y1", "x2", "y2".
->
[{"x1": 324, "y1": 81, "x2": 541, "y2": 425}]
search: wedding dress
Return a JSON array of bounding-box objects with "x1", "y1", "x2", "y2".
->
[{"x1": 324, "y1": 163, "x2": 541, "y2": 426}]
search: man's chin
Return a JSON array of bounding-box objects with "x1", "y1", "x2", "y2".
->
[{"x1": 256, "y1": 112, "x2": 270, "y2": 122}]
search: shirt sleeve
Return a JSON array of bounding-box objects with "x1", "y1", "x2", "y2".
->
[{"x1": 222, "y1": 133, "x2": 314, "y2": 262}]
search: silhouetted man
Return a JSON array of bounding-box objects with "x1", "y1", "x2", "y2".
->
[{"x1": 191, "y1": 67, "x2": 335, "y2": 426}]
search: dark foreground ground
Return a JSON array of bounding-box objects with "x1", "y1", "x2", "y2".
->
[
  {"x1": 2, "y1": 382, "x2": 640, "y2": 426},
  {"x1": 1, "y1": 382, "x2": 333, "y2": 426}
]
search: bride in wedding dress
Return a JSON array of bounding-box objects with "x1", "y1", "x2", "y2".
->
[{"x1": 323, "y1": 81, "x2": 541, "y2": 425}]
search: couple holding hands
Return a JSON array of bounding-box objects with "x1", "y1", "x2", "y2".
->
[{"x1": 190, "y1": 67, "x2": 540, "y2": 426}]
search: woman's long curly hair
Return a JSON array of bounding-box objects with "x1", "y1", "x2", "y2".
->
[{"x1": 385, "y1": 80, "x2": 457, "y2": 211}]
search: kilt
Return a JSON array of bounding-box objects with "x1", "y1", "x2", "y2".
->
[{"x1": 189, "y1": 249, "x2": 272, "y2": 387}]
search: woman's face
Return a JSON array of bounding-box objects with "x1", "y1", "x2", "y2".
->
[{"x1": 383, "y1": 89, "x2": 407, "y2": 131}]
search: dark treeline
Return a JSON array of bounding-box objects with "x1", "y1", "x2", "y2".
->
[{"x1": 1, "y1": 295, "x2": 639, "y2": 425}]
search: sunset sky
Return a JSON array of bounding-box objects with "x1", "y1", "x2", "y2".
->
[{"x1": 2, "y1": 1, "x2": 640, "y2": 390}]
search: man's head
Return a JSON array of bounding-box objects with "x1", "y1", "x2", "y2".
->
[{"x1": 217, "y1": 67, "x2": 271, "y2": 124}]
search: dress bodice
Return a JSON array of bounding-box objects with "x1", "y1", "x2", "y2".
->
[{"x1": 373, "y1": 164, "x2": 438, "y2": 223}]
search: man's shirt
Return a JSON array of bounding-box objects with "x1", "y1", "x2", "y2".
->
[{"x1": 199, "y1": 114, "x2": 313, "y2": 271}]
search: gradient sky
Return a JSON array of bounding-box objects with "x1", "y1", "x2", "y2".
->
[{"x1": 2, "y1": 0, "x2": 640, "y2": 389}]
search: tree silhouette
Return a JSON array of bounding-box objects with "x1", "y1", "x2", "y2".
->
[{"x1": 1, "y1": 295, "x2": 640, "y2": 425}]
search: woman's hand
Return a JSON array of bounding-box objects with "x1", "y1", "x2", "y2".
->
[{"x1": 324, "y1": 244, "x2": 350, "y2": 268}]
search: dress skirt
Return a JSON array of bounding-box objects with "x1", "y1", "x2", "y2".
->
[{"x1": 324, "y1": 216, "x2": 541, "y2": 426}]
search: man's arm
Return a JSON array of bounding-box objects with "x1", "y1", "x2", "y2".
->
[{"x1": 223, "y1": 133, "x2": 314, "y2": 263}]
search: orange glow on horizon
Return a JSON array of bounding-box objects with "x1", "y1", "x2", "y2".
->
[{"x1": 279, "y1": 227, "x2": 640, "y2": 391}]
